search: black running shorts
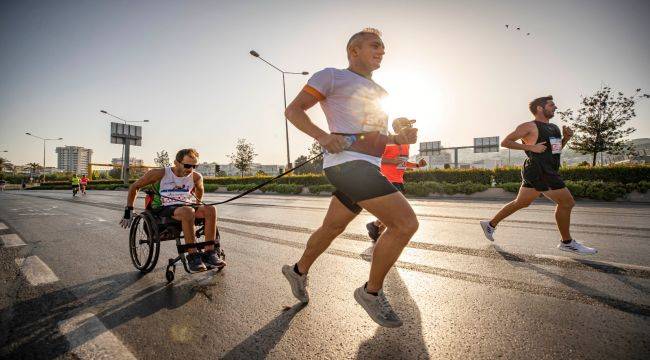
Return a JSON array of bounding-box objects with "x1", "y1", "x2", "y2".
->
[
  {"x1": 324, "y1": 160, "x2": 399, "y2": 214},
  {"x1": 150, "y1": 204, "x2": 186, "y2": 219},
  {"x1": 521, "y1": 165, "x2": 566, "y2": 192}
]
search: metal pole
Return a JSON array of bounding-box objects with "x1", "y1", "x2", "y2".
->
[
  {"x1": 123, "y1": 141, "x2": 130, "y2": 185},
  {"x1": 508, "y1": 149, "x2": 511, "y2": 167},
  {"x1": 42, "y1": 139, "x2": 46, "y2": 178},
  {"x1": 454, "y1": 148, "x2": 459, "y2": 168},
  {"x1": 282, "y1": 72, "x2": 291, "y2": 170}
]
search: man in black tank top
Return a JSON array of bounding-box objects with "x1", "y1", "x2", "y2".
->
[{"x1": 479, "y1": 96, "x2": 597, "y2": 255}]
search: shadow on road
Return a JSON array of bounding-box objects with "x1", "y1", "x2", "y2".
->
[
  {"x1": 221, "y1": 302, "x2": 306, "y2": 359},
  {"x1": 492, "y1": 245, "x2": 650, "y2": 316},
  {"x1": 0, "y1": 270, "x2": 218, "y2": 359},
  {"x1": 355, "y1": 267, "x2": 430, "y2": 359}
]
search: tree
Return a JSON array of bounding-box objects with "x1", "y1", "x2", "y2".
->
[
  {"x1": 108, "y1": 167, "x2": 122, "y2": 179},
  {"x1": 557, "y1": 86, "x2": 649, "y2": 166},
  {"x1": 293, "y1": 140, "x2": 324, "y2": 174},
  {"x1": 154, "y1": 150, "x2": 171, "y2": 168},
  {"x1": 228, "y1": 138, "x2": 257, "y2": 177},
  {"x1": 27, "y1": 162, "x2": 42, "y2": 176}
]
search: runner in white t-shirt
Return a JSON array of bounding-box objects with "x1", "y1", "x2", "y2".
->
[{"x1": 281, "y1": 28, "x2": 419, "y2": 328}]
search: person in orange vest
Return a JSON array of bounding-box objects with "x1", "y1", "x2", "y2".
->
[{"x1": 366, "y1": 118, "x2": 427, "y2": 243}]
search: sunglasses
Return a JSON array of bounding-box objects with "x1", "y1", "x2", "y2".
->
[{"x1": 182, "y1": 163, "x2": 198, "y2": 169}]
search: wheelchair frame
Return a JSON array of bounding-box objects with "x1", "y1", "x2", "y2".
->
[{"x1": 128, "y1": 207, "x2": 225, "y2": 283}]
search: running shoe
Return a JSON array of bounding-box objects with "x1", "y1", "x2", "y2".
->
[
  {"x1": 282, "y1": 264, "x2": 309, "y2": 303},
  {"x1": 366, "y1": 222, "x2": 381, "y2": 242},
  {"x1": 202, "y1": 248, "x2": 226, "y2": 269},
  {"x1": 187, "y1": 252, "x2": 207, "y2": 272},
  {"x1": 557, "y1": 240, "x2": 597, "y2": 255},
  {"x1": 354, "y1": 285, "x2": 402, "y2": 328},
  {"x1": 479, "y1": 220, "x2": 496, "y2": 241}
]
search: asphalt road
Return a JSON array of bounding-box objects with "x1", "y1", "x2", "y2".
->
[{"x1": 1, "y1": 190, "x2": 649, "y2": 359}]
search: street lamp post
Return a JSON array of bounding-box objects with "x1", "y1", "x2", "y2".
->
[
  {"x1": 249, "y1": 50, "x2": 308, "y2": 171},
  {"x1": 100, "y1": 110, "x2": 149, "y2": 183},
  {"x1": 25, "y1": 133, "x2": 63, "y2": 179}
]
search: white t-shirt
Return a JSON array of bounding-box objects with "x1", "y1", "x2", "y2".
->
[{"x1": 304, "y1": 68, "x2": 389, "y2": 168}]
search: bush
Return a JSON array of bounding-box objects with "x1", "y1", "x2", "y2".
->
[
  {"x1": 405, "y1": 168, "x2": 492, "y2": 185},
  {"x1": 308, "y1": 184, "x2": 335, "y2": 194},
  {"x1": 499, "y1": 182, "x2": 521, "y2": 193},
  {"x1": 494, "y1": 165, "x2": 650, "y2": 184},
  {"x1": 262, "y1": 184, "x2": 303, "y2": 194},
  {"x1": 404, "y1": 181, "x2": 489, "y2": 196},
  {"x1": 205, "y1": 174, "x2": 329, "y2": 186}
]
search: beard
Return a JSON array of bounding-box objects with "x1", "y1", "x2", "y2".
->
[{"x1": 543, "y1": 109, "x2": 555, "y2": 119}]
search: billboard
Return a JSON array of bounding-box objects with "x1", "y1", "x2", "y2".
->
[
  {"x1": 474, "y1": 136, "x2": 499, "y2": 153},
  {"x1": 419, "y1": 141, "x2": 441, "y2": 155},
  {"x1": 110, "y1": 122, "x2": 142, "y2": 146}
]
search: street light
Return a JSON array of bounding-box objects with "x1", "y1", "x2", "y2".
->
[
  {"x1": 99, "y1": 110, "x2": 149, "y2": 183},
  {"x1": 25, "y1": 132, "x2": 63, "y2": 178},
  {"x1": 250, "y1": 50, "x2": 308, "y2": 170}
]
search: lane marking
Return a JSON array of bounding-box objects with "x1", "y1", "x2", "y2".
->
[
  {"x1": 0, "y1": 222, "x2": 8, "y2": 230},
  {"x1": 1, "y1": 233, "x2": 26, "y2": 247},
  {"x1": 15, "y1": 256, "x2": 59, "y2": 285},
  {"x1": 58, "y1": 312, "x2": 137, "y2": 360},
  {"x1": 534, "y1": 254, "x2": 650, "y2": 272}
]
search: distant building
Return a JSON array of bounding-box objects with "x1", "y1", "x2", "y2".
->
[
  {"x1": 196, "y1": 162, "x2": 219, "y2": 177},
  {"x1": 220, "y1": 163, "x2": 283, "y2": 176},
  {"x1": 56, "y1": 146, "x2": 93, "y2": 174},
  {"x1": 111, "y1": 157, "x2": 144, "y2": 167}
]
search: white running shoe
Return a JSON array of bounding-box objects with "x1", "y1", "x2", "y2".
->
[
  {"x1": 282, "y1": 264, "x2": 309, "y2": 303},
  {"x1": 557, "y1": 240, "x2": 598, "y2": 255},
  {"x1": 480, "y1": 220, "x2": 496, "y2": 241},
  {"x1": 354, "y1": 285, "x2": 403, "y2": 328}
]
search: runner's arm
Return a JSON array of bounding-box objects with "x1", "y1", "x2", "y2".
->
[
  {"x1": 193, "y1": 173, "x2": 204, "y2": 204},
  {"x1": 126, "y1": 169, "x2": 164, "y2": 208},
  {"x1": 501, "y1": 123, "x2": 535, "y2": 151}
]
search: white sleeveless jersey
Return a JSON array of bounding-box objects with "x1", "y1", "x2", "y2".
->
[{"x1": 158, "y1": 167, "x2": 195, "y2": 206}]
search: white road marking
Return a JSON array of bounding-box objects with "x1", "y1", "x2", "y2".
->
[
  {"x1": 534, "y1": 254, "x2": 650, "y2": 272},
  {"x1": 58, "y1": 312, "x2": 137, "y2": 360},
  {"x1": 1, "y1": 233, "x2": 26, "y2": 247},
  {"x1": 0, "y1": 222, "x2": 8, "y2": 230},
  {"x1": 15, "y1": 256, "x2": 59, "y2": 285}
]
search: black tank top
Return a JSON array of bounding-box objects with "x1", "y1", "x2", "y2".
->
[{"x1": 524, "y1": 121, "x2": 562, "y2": 174}]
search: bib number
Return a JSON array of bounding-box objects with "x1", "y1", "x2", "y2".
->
[{"x1": 549, "y1": 137, "x2": 562, "y2": 154}]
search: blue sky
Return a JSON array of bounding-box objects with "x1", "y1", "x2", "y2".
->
[{"x1": 1, "y1": 0, "x2": 649, "y2": 167}]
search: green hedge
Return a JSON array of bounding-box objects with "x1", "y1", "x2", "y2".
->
[
  {"x1": 308, "y1": 184, "x2": 336, "y2": 194},
  {"x1": 205, "y1": 174, "x2": 329, "y2": 186},
  {"x1": 494, "y1": 165, "x2": 650, "y2": 184},
  {"x1": 404, "y1": 169, "x2": 492, "y2": 185},
  {"x1": 405, "y1": 181, "x2": 489, "y2": 197},
  {"x1": 499, "y1": 180, "x2": 649, "y2": 201},
  {"x1": 42, "y1": 179, "x2": 132, "y2": 186}
]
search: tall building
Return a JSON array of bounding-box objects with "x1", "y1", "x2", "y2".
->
[{"x1": 56, "y1": 146, "x2": 93, "y2": 174}]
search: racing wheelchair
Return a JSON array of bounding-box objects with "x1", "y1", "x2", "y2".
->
[{"x1": 128, "y1": 190, "x2": 225, "y2": 282}]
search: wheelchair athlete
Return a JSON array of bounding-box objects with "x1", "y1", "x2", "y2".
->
[{"x1": 120, "y1": 148, "x2": 225, "y2": 271}]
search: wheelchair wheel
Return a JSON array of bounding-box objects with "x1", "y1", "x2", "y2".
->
[{"x1": 129, "y1": 212, "x2": 160, "y2": 273}]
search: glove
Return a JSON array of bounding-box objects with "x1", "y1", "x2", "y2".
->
[{"x1": 120, "y1": 206, "x2": 134, "y2": 228}]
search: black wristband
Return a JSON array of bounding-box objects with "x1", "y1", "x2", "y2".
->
[
  {"x1": 123, "y1": 208, "x2": 132, "y2": 219},
  {"x1": 126, "y1": 206, "x2": 134, "y2": 210}
]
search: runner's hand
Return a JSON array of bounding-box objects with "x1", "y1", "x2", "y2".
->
[
  {"x1": 418, "y1": 158, "x2": 428, "y2": 167},
  {"x1": 318, "y1": 134, "x2": 348, "y2": 154},
  {"x1": 395, "y1": 127, "x2": 418, "y2": 144},
  {"x1": 562, "y1": 125, "x2": 574, "y2": 139},
  {"x1": 120, "y1": 207, "x2": 133, "y2": 229},
  {"x1": 528, "y1": 142, "x2": 547, "y2": 153}
]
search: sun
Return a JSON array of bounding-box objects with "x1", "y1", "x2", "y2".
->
[{"x1": 377, "y1": 71, "x2": 444, "y2": 137}]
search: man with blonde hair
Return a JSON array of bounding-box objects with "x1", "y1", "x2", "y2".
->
[{"x1": 282, "y1": 28, "x2": 419, "y2": 327}]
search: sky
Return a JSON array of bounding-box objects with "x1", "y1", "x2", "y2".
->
[{"x1": 1, "y1": 0, "x2": 649, "y2": 167}]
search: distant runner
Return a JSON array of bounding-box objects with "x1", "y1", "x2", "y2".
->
[{"x1": 480, "y1": 95, "x2": 597, "y2": 255}]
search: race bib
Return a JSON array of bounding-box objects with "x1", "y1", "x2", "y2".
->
[{"x1": 549, "y1": 137, "x2": 562, "y2": 154}]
